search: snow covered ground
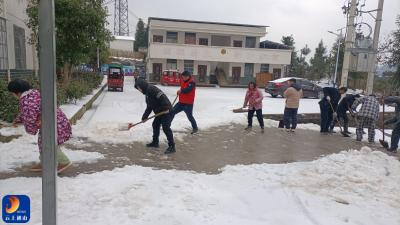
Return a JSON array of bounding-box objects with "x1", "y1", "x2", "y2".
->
[
  {"x1": 70, "y1": 77, "x2": 331, "y2": 144},
  {"x1": 1, "y1": 76, "x2": 399, "y2": 225},
  {"x1": 0, "y1": 126, "x2": 104, "y2": 172},
  {"x1": 0, "y1": 147, "x2": 399, "y2": 225}
]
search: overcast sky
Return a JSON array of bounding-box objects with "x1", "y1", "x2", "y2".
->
[{"x1": 106, "y1": 0, "x2": 399, "y2": 57}]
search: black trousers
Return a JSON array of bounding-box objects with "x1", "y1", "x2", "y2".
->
[
  {"x1": 171, "y1": 103, "x2": 198, "y2": 129},
  {"x1": 391, "y1": 123, "x2": 400, "y2": 150},
  {"x1": 248, "y1": 108, "x2": 264, "y2": 128},
  {"x1": 320, "y1": 107, "x2": 333, "y2": 133},
  {"x1": 284, "y1": 107, "x2": 298, "y2": 129},
  {"x1": 152, "y1": 113, "x2": 174, "y2": 146}
]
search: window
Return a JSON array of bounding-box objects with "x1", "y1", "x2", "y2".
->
[
  {"x1": 199, "y1": 38, "x2": 208, "y2": 46},
  {"x1": 166, "y1": 31, "x2": 178, "y2": 43},
  {"x1": 244, "y1": 63, "x2": 254, "y2": 77},
  {"x1": 233, "y1": 40, "x2": 243, "y2": 47},
  {"x1": 166, "y1": 59, "x2": 177, "y2": 70},
  {"x1": 153, "y1": 35, "x2": 163, "y2": 43},
  {"x1": 211, "y1": 35, "x2": 231, "y2": 47},
  {"x1": 245, "y1": 36, "x2": 256, "y2": 48},
  {"x1": 185, "y1": 32, "x2": 196, "y2": 44},
  {"x1": 260, "y1": 64, "x2": 270, "y2": 73},
  {"x1": 0, "y1": 17, "x2": 7, "y2": 69},
  {"x1": 273, "y1": 68, "x2": 281, "y2": 79},
  {"x1": 184, "y1": 60, "x2": 194, "y2": 74},
  {"x1": 14, "y1": 25, "x2": 26, "y2": 69}
]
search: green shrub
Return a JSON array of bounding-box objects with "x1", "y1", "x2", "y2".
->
[
  {"x1": 0, "y1": 72, "x2": 103, "y2": 122},
  {"x1": 0, "y1": 79, "x2": 19, "y2": 123}
]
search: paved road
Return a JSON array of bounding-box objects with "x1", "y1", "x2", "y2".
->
[{"x1": 1, "y1": 124, "x2": 395, "y2": 179}]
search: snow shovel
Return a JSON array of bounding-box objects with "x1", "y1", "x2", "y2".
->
[
  {"x1": 328, "y1": 101, "x2": 350, "y2": 137},
  {"x1": 232, "y1": 107, "x2": 249, "y2": 113},
  {"x1": 171, "y1": 95, "x2": 178, "y2": 106},
  {"x1": 118, "y1": 110, "x2": 170, "y2": 131},
  {"x1": 379, "y1": 99, "x2": 389, "y2": 149}
]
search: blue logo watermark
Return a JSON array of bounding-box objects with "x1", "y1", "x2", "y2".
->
[{"x1": 2, "y1": 195, "x2": 30, "y2": 223}]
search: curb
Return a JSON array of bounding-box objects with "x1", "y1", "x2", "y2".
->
[{"x1": 69, "y1": 83, "x2": 107, "y2": 125}]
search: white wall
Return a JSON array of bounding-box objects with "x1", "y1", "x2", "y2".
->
[
  {"x1": 110, "y1": 39, "x2": 134, "y2": 52},
  {"x1": 4, "y1": 0, "x2": 37, "y2": 70},
  {"x1": 149, "y1": 43, "x2": 292, "y2": 65}
]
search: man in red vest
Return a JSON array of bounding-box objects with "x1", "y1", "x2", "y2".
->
[{"x1": 171, "y1": 71, "x2": 198, "y2": 134}]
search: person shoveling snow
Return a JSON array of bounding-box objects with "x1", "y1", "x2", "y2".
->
[
  {"x1": 134, "y1": 78, "x2": 176, "y2": 154},
  {"x1": 7, "y1": 79, "x2": 72, "y2": 173},
  {"x1": 351, "y1": 94, "x2": 380, "y2": 143},
  {"x1": 383, "y1": 96, "x2": 400, "y2": 153}
]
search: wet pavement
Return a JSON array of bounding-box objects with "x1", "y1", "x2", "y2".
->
[{"x1": 0, "y1": 123, "x2": 395, "y2": 179}]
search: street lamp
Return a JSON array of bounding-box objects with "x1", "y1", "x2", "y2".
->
[{"x1": 328, "y1": 29, "x2": 343, "y2": 88}]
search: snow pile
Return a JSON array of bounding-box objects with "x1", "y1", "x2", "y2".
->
[
  {"x1": 0, "y1": 126, "x2": 104, "y2": 172},
  {"x1": 0, "y1": 148, "x2": 399, "y2": 225},
  {"x1": 282, "y1": 147, "x2": 400, "y2": 209}
]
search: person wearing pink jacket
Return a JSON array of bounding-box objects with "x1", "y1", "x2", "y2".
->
[
  {"x1": 8, "y1": 79, "x2": 72, "y2": 173},
  {"x1": 243, "y1": 81, "x2": 264, "y2": 133}
]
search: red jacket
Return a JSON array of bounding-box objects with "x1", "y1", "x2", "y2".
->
[{"x1": 179, "y1": 77, "x2": 196, "y2": 104}]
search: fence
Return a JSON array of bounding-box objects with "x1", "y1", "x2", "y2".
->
[{"x1": 0, "y1": 69, "x2": 37, "y2": 82}]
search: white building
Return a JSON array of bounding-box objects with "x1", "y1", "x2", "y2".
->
[
  {"x1": 0, "y1": 0, "x2": 38, "y2": 73},
  {"x1": 147, "y1": 17, "x2": 292, "y2": 85},
  {"x1": 110, "y1": 36, "x2": 135, "y2": 52}
]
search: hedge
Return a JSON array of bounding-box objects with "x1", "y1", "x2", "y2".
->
[{"x1": 0, "y1": 72, "x2": 103, "y2": 123}]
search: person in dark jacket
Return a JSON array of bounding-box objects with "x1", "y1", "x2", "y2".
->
[
  {"x1": 337, "y1": 93, "x2": 360, "y2": 134},
  {"x1": 134, "y1": 78, "x2": 176, "y2": 154},
  {"x1": 319, "y1": 87, "x2": 339, "y2": 134},
  {"x1": 171, "y1": 71, "x2": 198, "y2": 134},
  {"x1": 384, "y1": 96, "x2": 400, "y2": 153}
]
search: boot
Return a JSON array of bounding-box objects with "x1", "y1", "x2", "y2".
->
[
  {"x1": 260, "y1": 127, "x2": 264, "y2": 133},
  {"x1": 146, "y1": 141, "x2": 159, "y2": 148},
  {"x1": 164, "y1": 144, "x2": 176, "y2": 154},
  {"x1": 344, "y1": 124, "x2": 351, "y2": 134},
  {"x1": 387, "y1": 148, "x2": 398, "y2": 153},
  {"x1": 245, "y1": 126, "x2": 252, "y2": 131},
  {"x1": 191, "y1": 128, "x2": 198, "y2": 134}
]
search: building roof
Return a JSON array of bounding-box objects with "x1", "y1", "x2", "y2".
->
[
  {"x1": 259, "y1": 40, "x2": 292, "y2": 50},
  {"x1": 148, "y1": 17, "x2": 268, "y2": 28},
  {"x1": 113, "y1": 36, "x2": 135, "y2": 41}
]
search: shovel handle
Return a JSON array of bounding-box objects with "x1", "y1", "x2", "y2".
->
[{"x1": 128, "y1": 110, "x2": 170, "y2": 130}]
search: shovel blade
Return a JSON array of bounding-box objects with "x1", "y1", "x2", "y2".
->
[
  {"x1": 341, "y1": 132, "x2": 350, "y2": 137},
  {"x1": 379, "y1": 139, "x2": 389, "y2": 149},
  {"x1": 118, "y1": 123, "x2": 131, "y2": 131}
]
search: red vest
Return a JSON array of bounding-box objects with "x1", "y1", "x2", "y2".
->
[{"x1": 179, "y1": 78, "x2": 196, "y2": 104}]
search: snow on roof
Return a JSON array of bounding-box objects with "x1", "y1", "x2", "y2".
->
[
  {"x1": 270, "y1": 77, "x2": 303, "y2": 83},
  {"x1": 113, "y1": 36, "x2": 135, "y2": 41}
]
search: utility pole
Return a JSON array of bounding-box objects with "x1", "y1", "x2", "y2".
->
[
  {"x1": 97, "y1": 47, "x2": 100, "y2": 72},
  {"x1": 328, "y1": 29, "x2": 343, "y2": 87},
  {"x1": 366, "y1": 0, "x2": 384, "y2": 94},
  {"x1": 39, "y1": 0, "x2": 58, "y2": 224},
  {"x1": 340, "y1": 0, "x2": 357, "y2": 87}
]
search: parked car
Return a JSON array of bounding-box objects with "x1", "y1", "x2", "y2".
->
[{"x1": 265, "y1": 77, "x2": 323, "y2": 98}]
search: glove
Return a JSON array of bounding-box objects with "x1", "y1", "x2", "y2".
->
[
  {"x1": 333, "y1": 112, "x2": 337, "y2": 118},
  {"x1": 326, "y1": 96, "x2": 331, "y2": 102}
]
